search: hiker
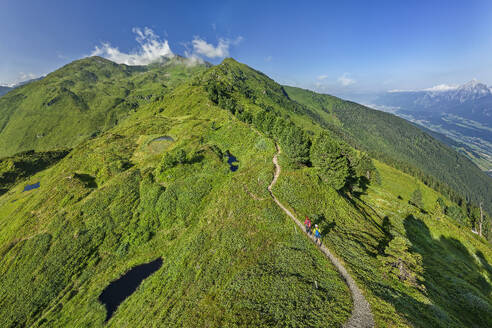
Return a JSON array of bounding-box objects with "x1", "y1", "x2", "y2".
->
[
  {"x1": 304, "y1": 216, "x2": 312, "y2": 234},
  {"x1": 314, "y1": 224, "x2": 322, "y2": 246}
]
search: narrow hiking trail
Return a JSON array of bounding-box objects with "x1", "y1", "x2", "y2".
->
[{"x1": 267, "y1": 144, "x2": 375, "y2": 328}]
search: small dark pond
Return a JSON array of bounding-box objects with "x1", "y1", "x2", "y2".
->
[
  {"x1": 99, "y1": 258, "x2": 163, "y2": 322},
  {"x1": 226, "y1": 152, "x2": 239, "y2": 172},
  {"x1": 23, "y1": 182, "x2": 40, "y2": 192},
  {"x1": 151, "y1": 136, "x2": 174, "y2": 142}
]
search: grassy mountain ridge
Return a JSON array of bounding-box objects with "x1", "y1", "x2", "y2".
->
[
  {"x1": 0, "y1": 56, "x2": 208, "y2": 158},
  {"x1": 0, "y1": 60, "x2": 353, "y2": 327},
  {"x1": 0, "y1": 57, "x2": 490, "y2": 327}
]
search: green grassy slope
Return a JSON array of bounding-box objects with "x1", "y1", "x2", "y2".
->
[
  {"x1": 0, "y1": 57, "x2": 491, "y2": 328},
  {"x1": 273, "y1": 157, "x2": 492, "y2": 327},
  {"x1": 188, "y1": 59, "x2": 492, "y2": 326},
  {"x1": 0, "y1": 63, "x2": 351, "y2": 327},
  {"x1": 0, "y1": 149, "x2": 69, "y2": 195},
  {"x1": 283, "y1": 86, "x2": 492, "y2": 214},
  {"x1": 0, "y1": 56, "x2": 207, "y2": 158}
]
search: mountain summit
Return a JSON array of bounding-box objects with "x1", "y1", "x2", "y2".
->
[{"x1": 454, "y1": 79, "x2": 491, "y2": 102}]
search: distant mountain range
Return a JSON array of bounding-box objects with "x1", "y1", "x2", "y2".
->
[{"x1": 371, "y1": 80, "x2": 492, "y2": 175}]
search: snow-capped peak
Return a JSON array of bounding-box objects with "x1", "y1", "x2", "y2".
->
[
  {"x1": 388, "y1": 79, "x2": 491, "y2": 94},
  {"x1": 458, "y1": 79, "x2": 489, "y2": 92}
]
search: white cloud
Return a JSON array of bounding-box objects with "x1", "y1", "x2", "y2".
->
[
  {"x1": 2, "y1": 72, "x2": 38, "y2": 87},
  {"x1": 317, "y1": 75, "x2": 328, "y2": 81},
  {"x1": 388, "y1": 83, "x2": 460, "y2": 93},
  {"x1": 91, "y1": 27, "x2": 174, "y2": 65},
  {"x1": 191, "y1": 36, "x2": 242, "y2": 59},
  {"x1": 424, "y1": 84, "x2": 458, "y2": 92},
  {"x1": 90, "y1": 27, "x2": 242, "y2": 65},
  {"x1": 388, "y1": 89, "x2": 414, "y2": 93},
  {"x1": 338, "y1": 73, "x2": 356, "y2": 86},
  {"x1": 265, "y1": 55, "x2": 273, "y2": 62},
  {"x1": 19, "y1": 72, "x2": 36, "y2": 81}
]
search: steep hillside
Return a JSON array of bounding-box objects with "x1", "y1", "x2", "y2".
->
[
  {"x1": 0, "y1": 56, "x2": 207, "y2": 158},
  {"x1": 0, "y1": 149, "x2": 69, "y2": 195},
  {"x1": 0, "y1": 58, "x2": 490, "y2": 328},
  {"x1": 0, "y1": 60, "x2": 352, "y2": 327},
  {"x1": 273, "y1": 156, "x2": 492, "y2": 327},
  {"x1": 283, "y1": 86, "x2": 492, "y2": 215}
]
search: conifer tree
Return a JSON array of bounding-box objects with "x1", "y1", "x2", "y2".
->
[
  {"x1": 311, "y1": 133, "x2": 350, "y2": 190},
  {"x1": 410, "y1": 188, "x2": 423, "y2": 208}
]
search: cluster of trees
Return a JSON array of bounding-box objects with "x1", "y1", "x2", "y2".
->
[
  {"x1": 205, "y1": 79, "x2": 311, "y2": 165},
  {"x1": 204, "y1": 79, "x2": 377, "y2": 192},
  {"x1": 407, "y1": 190, "x2": 490, "y2": 239},
  {"x1": 432, "y1": 197, "x2": 490, "y2": 238},
  {"x1": 310, "y1": 132, "x2": 377, "y2": 191},
  {"x1": 159, "y1": 149, "x2": 188, "y2": 171},
  {"x1": 204, "y1": 80, "x2": 237, "y2": 114},
  {"x1": 251, "y1": 109, "x2": 311, "y2": 164}
]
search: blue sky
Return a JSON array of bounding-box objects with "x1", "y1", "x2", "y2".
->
[{"x1": 1, "y1": 0, "x2": 491, "y2": 97}]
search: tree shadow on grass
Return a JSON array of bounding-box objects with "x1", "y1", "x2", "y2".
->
[
  {"x1": 363, "y1": 215, "x2": 492, "y2": 327},
  {"x1": 400, "y1": 215, "x2": 492, "y2": 327},
  {"x1": 476, "y1": 250, "x2": 492, "y2": 282},
  {"x1": 341, "y1": 192, "x2": 387, "y2": 235},
  {"x1": 74, "y1": 173, "x2": 97, "y2": 188},
  {"x1": 337, "y1": 193, "x2": 394, "y2": 257},
  {"x1": 376, "y1": 216, "x2": 393, "y2": 255}
]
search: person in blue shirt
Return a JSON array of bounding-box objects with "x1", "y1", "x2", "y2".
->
[{"x1": 313, "y1": 224, "x2": 322, "y2": 246}]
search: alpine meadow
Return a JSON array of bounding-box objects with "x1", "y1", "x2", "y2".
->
[
  {"x1": 0, "y1": 55, "x2": 490, "y2": 328},
  {"x1": 2, "y1": 3, "x2": 492, "y2": 326}
]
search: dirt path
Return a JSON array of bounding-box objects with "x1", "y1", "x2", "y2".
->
[{"x1": 267, "y1": 144, "x2": 375, "y2": 328}]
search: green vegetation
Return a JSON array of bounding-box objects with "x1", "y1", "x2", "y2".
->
[
  {"x1": 284, "y1": 85, "x2": 492, "y2": 234},
  {"x1": 311, "y1": 133, "x2": 350, "y2": 190},
  {"x1": 285, "y1": 87, "x2": 492, "y2": 212},
  {"x1": 0, "y1": 57, "x2": 490, "y2": 327},
  {"x1": 273, "y1": 159, "x2": 492, "y2": 327},
  {"x1": 0, "y1": 59, "x2": 352, "y2": 327},
  {"x1": 410, "y1": 188, "x2": 423, "y2": 209},
  {"x1": 0, "y1": 56, "x2": 208, "y2": 158},
  {"x1": 0, "y1": 149, "x2": 69, "y2": 195},
  {"x1": 310, "y1": 132, "x2": 376, "y2": 191}
]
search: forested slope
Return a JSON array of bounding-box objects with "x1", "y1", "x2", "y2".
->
[{"x1": 284, "y1": 85, "x2": 492, "y2": 216}]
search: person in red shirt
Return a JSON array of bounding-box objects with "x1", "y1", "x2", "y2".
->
[{"x1": 304, "y1": 216, "x2": 312, "y2": 235}]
